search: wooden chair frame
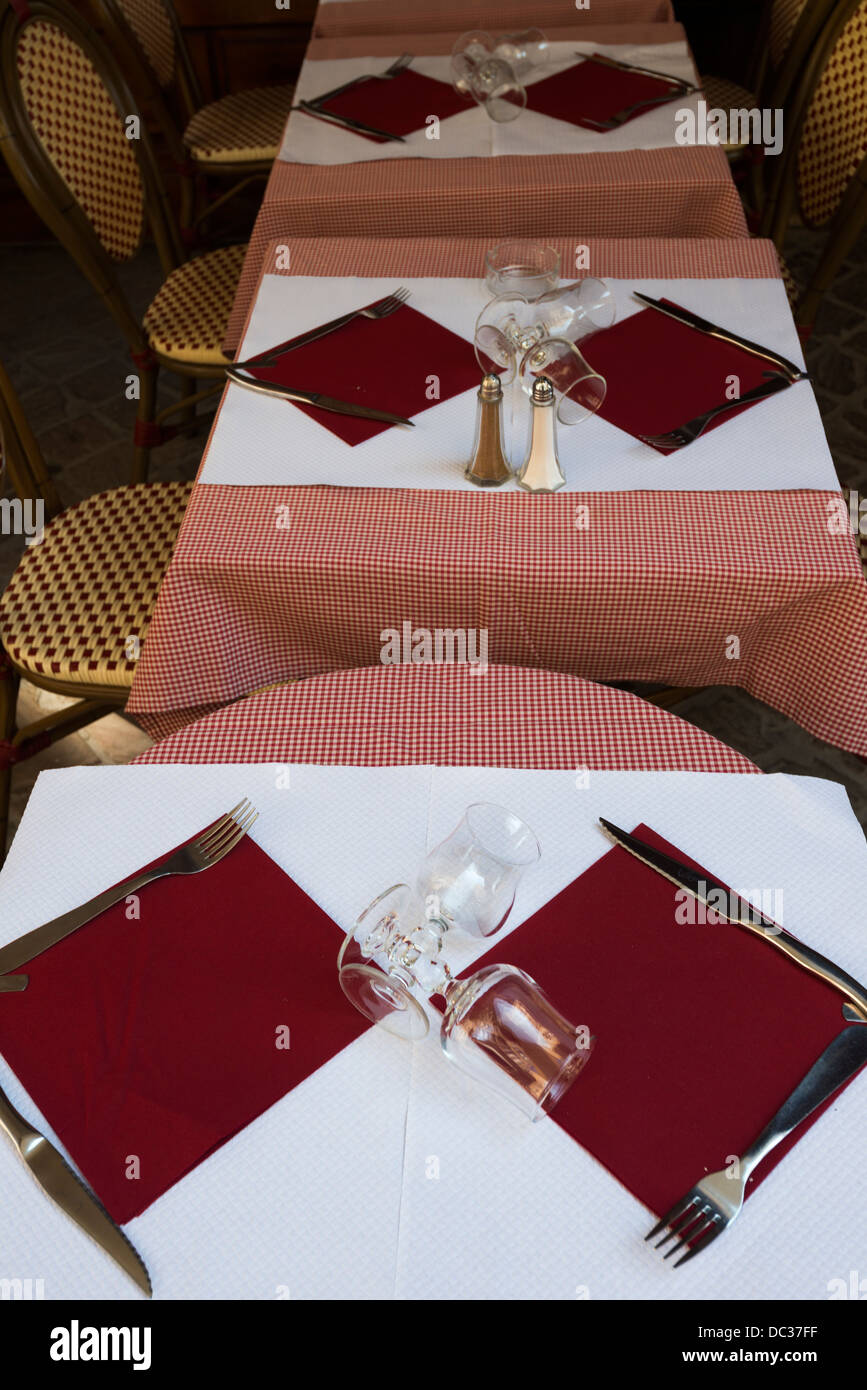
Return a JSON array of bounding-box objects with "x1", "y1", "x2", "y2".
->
[
  {"x1": 757, "y1": 0, "x2": 867, "y2": 331},
  {"x1": 0, "y1": 0, "x2": 227, "y2": 482},
  {"x1": 88, "y1": 0, "x2": 275, "y2": 239}
]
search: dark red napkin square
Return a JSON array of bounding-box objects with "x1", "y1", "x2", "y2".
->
[
  {"x1": 0, "y1": 835, "x2": 366, "y2": 1224},
  {"x1": 469, "y1": 826, "x2": 862, "y2": 1219},
  {"x1": 581, "y1": 299, "x2": 793, "y2": 454},
  {"x1": 244, "y1": 303, "x2": 483, "y2": 446},
  {"x1": 307, "y1": 67, "x2": 468, "y2": 142},
  {"x1": 527, "y1": 53, "x2": 686, "y2": 131}
]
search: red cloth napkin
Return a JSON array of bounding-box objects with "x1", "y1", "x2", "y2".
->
[
  {"x1": 581, "y1": 299, "x2": 792, "y2": 454},
  {"x1": 0, "y1": 835, "x2": 366, "y2": 1224},
  {"x1": 307, "y1": 67, "x2": 468, "y2": 142},
  {"x1": 468, "y1": 825, "x2": 862, "y2": 1219},
  {"x1": 527, "y1": 53, "x2": 686, "y2": 130},
  {"x1": 244, "y1": 303, "x2": 483, "y2": 446}
]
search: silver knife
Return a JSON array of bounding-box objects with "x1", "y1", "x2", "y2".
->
[
  {"x1": 0, "y1": 1084, "x2": 151, "y2": 1295},
  {"x1": 296, "y1": 101, "x2": 405, "y2": 143},
  {"x1": 598, "y1": 819, "x2": 867, "y2": 1020},
  {"x1": 632, "y1": 293, "x2": 808, "y2": 382},
  {"x1": 226, "y1": 367, "x2": 415, "y2": 426},
  {"x1": 581, "y1": 51, "x2": 698, "y2": 91}
]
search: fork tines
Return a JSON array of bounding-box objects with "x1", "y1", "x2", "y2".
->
[
  {"x1": 371, "y1": 286, "x2": 410, "y2": 315},
  {"x1": 198, "y1": 798, "x2": 258, "y2": 865},
  {"x1": 646, "y1": 1193, "x2": 724, "y2": 1268}
]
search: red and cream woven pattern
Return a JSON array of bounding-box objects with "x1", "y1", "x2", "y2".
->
[
  {"x1": 129, "y1": 233, "x2": 867, "y2": 758},
  {"x1": 117, "y1": 0, "x2": 175, "y2": 87},
  {"x1": 15, "y1": 18, "x2": 145, "y2": 261},
  {"x1": 797, "y1": 1, "x2": 867, "y2": 226},
  {"x1": 144, "y1": 243, "x2": 245, "y2": 365},
  {"x1": 184, "y1": 85, "x2": 296, "y2": 165},
  {"x1": 132, "y1": 665, "x2": 759, "y2": 772},
  {"x1": 313, "y1": 0, "x2": 675, "y2": 38},
  {"x1": 1, "y1": 482, "x2": 191, "y2": 690}
]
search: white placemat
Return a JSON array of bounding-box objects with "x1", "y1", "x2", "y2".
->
[
  {"x1": 0, "y1": 764, "x2": 865, "y2": 1299},
  {"x1": 202, "y1": 274, "x2": 834, "y2": 492},
  {"x1": 283, "y1": 42, "x2": 700, "y2": 164}
]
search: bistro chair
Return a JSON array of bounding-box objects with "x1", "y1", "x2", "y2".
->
[
  {"x1": 89, "y1": 0, "x2": 295, "y2": 240},
  {"x1": 700, "y1": 0, "x2": 840, "y2": 194},
  {"x1": 0, "y1": 357, "x2": 191, "y2": 860},
  {"x1": 0, "y1": 0, "x2": 245, "y2": 482},
  {"x1": 759, "y1": 0, "x2": 867, "y2": 335}
]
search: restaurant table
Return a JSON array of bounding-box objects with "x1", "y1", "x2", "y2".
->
[
  {"x1": 4, "y1": 668, "x2": 867, "y2": 1299},
  {"x1": 129, "y1": 234, "x2": 867, "y2": 758},
  {"x1": 224, "y1": 22, "x2": 746, "y2": 351},
  {"x1": 132, "y1": 665, "x2": 759, "y2": 770},
  {"x1": 313, "y1": 0, "x2": 676, "y2": 38}
]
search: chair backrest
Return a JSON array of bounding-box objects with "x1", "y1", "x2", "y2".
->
[
  {"x1": 761, "y1": 0, "x2": 867, "y2": 241},
  {"x1": 0, "y1": 360, "x2": 63, "y2": 520},
  {"x1": 93, "y1": 0, "x2": 202, "y2": 123},
  {"x1": 0, "y1": 0, "x2": 184, "y2": 354},
  {"x1": 795, "y1": 0, "x2": 867, "y2": 226},
  {"x1": 760, "y1": 0, "x2": 840, "y2": 106}
]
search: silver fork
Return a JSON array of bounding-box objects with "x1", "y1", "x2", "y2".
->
[
  {"x1": 639, "y1": 372, "x2": 792, "y2": 450},
  {"x1": 306, "y1": 52, "x2": 413, "y2": 107},
  {"x1": 236, "y1": 289, "x2": 410, "y2": 370},
  {"x1": 647, "y1": 1025, "x2": 867, "y2": 1267},
  {"x1": 0, "y1": 799, "x2": 259, "y2": 979}
]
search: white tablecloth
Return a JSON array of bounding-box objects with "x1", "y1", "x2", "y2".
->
[
  {"x1": 1, "y1": 765, "x2": 865, "y2": 1299},
  {"x1": 284, "y1": 42, "x2": 701, "y2": 164},
  {"x1": 201, "y1": 274, "x2": 833, "y2": 492}
]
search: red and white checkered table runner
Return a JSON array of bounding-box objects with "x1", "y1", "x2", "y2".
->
[
  {"x1": 132, "y1": 665, "x2": 759, "y2": 771},
  {"x1": 129, "y1": 234, "x2": 867, "y2": 758},
  {"x1": 223, "y1": 23, "x2": 746, "y2": 351}
]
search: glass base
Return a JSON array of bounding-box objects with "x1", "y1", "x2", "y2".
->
[{"x1": 338, "y1": 962, "x2": 430, "y2": 1041}]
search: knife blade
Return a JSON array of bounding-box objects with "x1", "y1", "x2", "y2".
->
[
  {"x1": 632, "y1": 293, "x2": 808, "y2": 383},
  {"x1": 598, "y1": 819, "x2": 867, "y2": 1018},
  {"x1": 580, "y1": 51, "x2": 697, "y2": 91},
  {"x1": 226, "y1": 367, "x2": 415, "y2": 426},
  {"x1": 0, "y1": 1085, "x2": 151, "y2": 1295}
]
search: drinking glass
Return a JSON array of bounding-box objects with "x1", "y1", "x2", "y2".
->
[
  {"x1": 484, "y1": 240, "x2": 560, "y2": 299},
  {"x1": 337, "y1": 893, "x2": 592, "y2": 1119},
  {"x1": 337, "y1": 802, "x2": 541, "y2": 1035},
  {"x1": 493, "y1": 29, "x2": 550, "y2": 79},
  {"x1": 441, "y1": 964, "x2": 593, "y2": 1119},
  {"x1": 474, "y1": 278, "x2": 615, "y2": 381},
  {"x1": 519, "y1": 337, "x2": 607, "y2": 425},
  {"x1": 417, "y1": 802, "x2": 541, "y2": 939},
  {"x1": 451, "y1": 32, "x2": 526, "y2": 123}
]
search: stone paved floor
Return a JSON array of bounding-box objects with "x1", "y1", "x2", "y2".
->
[{"x1": 0, "y1": 220, "x2": 864, "y2": 847}]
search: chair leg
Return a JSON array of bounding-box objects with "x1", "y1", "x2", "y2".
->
[
  {"x1": 132, "y1": 360, "x2": 159, "y2": 484},
  {"x1": 176, "y1": 374, "x2": 197, "y2": 428},
  {"x1": 0, "y1": 656, "x2": 20, "y2": 863}
]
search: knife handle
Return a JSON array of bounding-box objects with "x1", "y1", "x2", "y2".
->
[
  {"x1": 733, "y1": 913, "x2": 867, "y2": 1018},
  {"x1": 0, "y1": 1084, "x2": 36, "y2": 1153}
]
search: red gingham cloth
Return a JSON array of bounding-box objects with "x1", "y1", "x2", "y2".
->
[
  {"x1": 128, "y1": 235, "x2": 867, "y2": 758},
  {"x1": 223, "y1": 23, "x2": 746, "y2": 352},
  {"x1": 131, "y1": 665, "x2": 758, "y2": 771},
  {"x1": 313, "y1": 0, "x2": 675, "y2": 39}
]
